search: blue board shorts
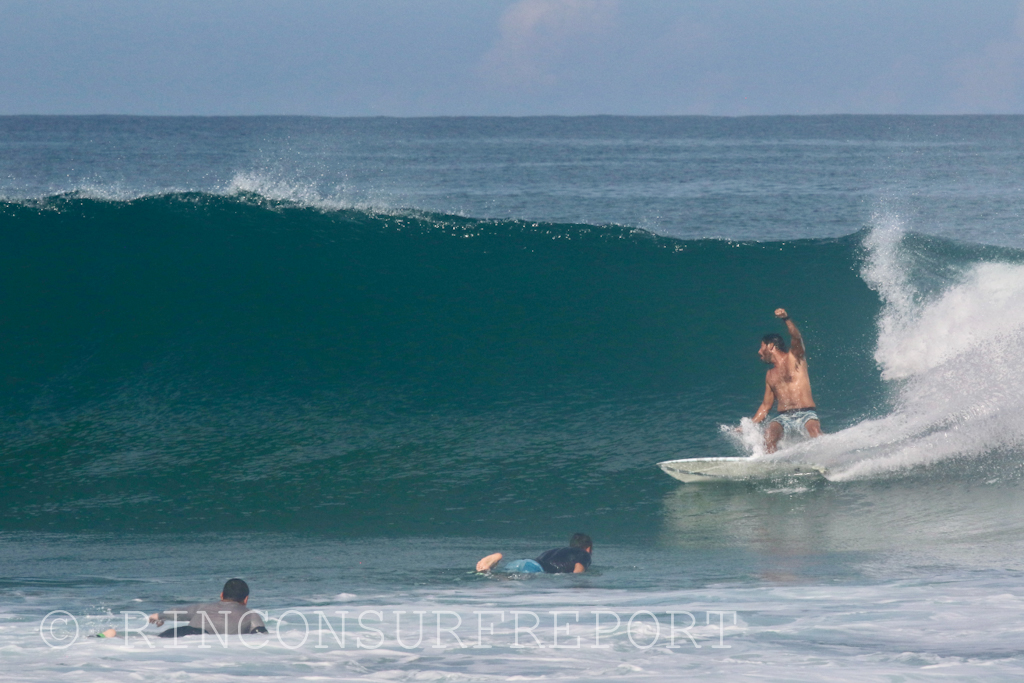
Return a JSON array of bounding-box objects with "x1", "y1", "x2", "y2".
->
[
  {"x1": 769, "y1": 409, "x2": 819, "y2": 438},
  {"x1": 503, "y1": 559, "x2": 544, "y2": 573}
]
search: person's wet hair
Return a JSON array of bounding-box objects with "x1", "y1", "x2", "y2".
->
[
  {"x1": 222, "y1": 578, "x2": 250, "y2": 602},
  {"x1": 570, "y1": 532, "x2": 592, "y2": 550},
  {"x1": 762, "y1": 333, "x2": 787, "y2": 353}
]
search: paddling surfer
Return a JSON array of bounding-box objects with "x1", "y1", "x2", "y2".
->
[
  {"x1": 476, "y1": 533, "x2": 592, "y2": 574},
  {"x1": 750, "y1": 308, "x2": 822, "y2": 453},
  {"x1": 97, "y1": 578, "x2": 268, "y2": 639}
]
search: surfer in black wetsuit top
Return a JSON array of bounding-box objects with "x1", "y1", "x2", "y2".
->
[
  {"x1": 535, "y1": 542, "x2": 593, "y2": 573},
  {"x1": 475, "y1": 533, "x2": 593, "y2": 574}
]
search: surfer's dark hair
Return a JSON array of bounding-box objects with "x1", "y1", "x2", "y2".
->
[
  {"x1": 762, "y1": 333, "x2": 787, "y2": 352},
  {"x1": 222, "y1": 578, "x2": 250, "y2": 602},
  {"x1": 570, "y1": 532, "x2": 592, "y2": 550}
]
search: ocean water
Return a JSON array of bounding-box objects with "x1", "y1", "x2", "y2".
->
[{"x1": 2, "y1": 115, "x2": 1024, "y2": 680}]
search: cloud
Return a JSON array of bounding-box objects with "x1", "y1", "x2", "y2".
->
[{"x1": 478, "y1": 0, "x2": 618, "y2": 91}]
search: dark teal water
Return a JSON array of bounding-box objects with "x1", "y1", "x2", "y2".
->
[{"x1": 0, "y1": 194, "x2": 885, "y2": 535}]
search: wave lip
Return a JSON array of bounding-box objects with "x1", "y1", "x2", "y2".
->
[{"x1": 0, "y1": 172, "x2": 409, "y2": 216}]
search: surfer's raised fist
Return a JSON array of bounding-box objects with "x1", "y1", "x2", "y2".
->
[{"x1": 775, "y1": 308, "x2": 788, "y2": 319}]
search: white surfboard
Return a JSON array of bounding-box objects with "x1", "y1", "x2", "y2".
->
[{"x1": 658, "y1": 456, "x2": 828, "y2": 483}]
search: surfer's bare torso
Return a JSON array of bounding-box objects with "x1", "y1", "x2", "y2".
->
[{"x1": 762, "y1": 348, "x2": 814, "y2": 413}]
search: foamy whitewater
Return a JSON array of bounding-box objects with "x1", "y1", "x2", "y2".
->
[
  {"x1": 756, "y1": 212, "x2": 1024, "y2": 483},
  {"x1": 3, "y1": 116, "x2": 1024, "y2": 681}
]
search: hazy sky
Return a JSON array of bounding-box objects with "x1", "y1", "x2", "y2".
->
[{"x1": 3, "y1": 0, "x2": 1024, "y2": 115}]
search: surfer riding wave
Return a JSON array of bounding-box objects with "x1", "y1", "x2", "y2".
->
[{"x1": 749, "y1": 308, "x2": 822, "y2": 453}]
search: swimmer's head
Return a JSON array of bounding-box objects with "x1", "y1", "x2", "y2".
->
[
  {"x1": 222, "y1": 578, "x2": 250, "y2": 603},
  {"x1": 570, "y1": 533, "x2": 592, "y2": 552}
]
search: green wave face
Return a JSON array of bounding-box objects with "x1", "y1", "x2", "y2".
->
[{"x1": 1, "y1": 194, "x2": 885, "y2": 534}]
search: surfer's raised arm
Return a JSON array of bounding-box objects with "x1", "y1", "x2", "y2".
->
[{"x1": 775, "y1": 308, "x2": 805, "y2": 360}]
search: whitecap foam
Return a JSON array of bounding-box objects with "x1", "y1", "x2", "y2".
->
[
  {"x1": 2, "y1": 172, "x2": 408, "y2": 216},
  {"x1": 721, "y1": 418, "x2": 768, "y2": 458},
  {"x1": 225, "y1": 171, "x2": 400, "y2": 214},
  {"x1": 775, "y1": 212, "x2": 1024, "y2": 480}
]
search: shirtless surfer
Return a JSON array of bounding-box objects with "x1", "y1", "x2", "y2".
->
[
  {"x1": 750, "y1": 309, "x2": 822, "y2": 453},
  {"x1": 97, "y1": 578, "x2": 267, "y2": 639}
]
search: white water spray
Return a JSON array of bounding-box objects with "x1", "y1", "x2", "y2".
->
[{"x1": 779, "y1": 213, "x2": 1024, "y2": 479}]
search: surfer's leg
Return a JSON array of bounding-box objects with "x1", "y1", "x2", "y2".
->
[
  {"x1": 765, "y1": 421, "x2": 784, "y2": 453},
  {"x1": 805, "y1": 419, "x2": 822, "y2": 438},
  {"x1": 476, "y1": 552, "x2": 503, "y2": 572},
  {"x1": 503, "y1": 559, "x2": 544, "y2": 573}
]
